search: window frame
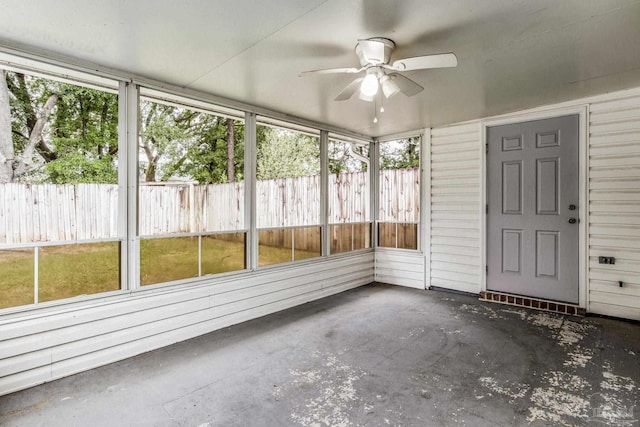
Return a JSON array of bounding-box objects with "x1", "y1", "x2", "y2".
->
[
  {"x1": 326, "y1": 136, "x2": 373, "y2": 255},
  {"x1": 135, "y1": 90, "x2": 249, "y2": 287},
  {"x1": 0, "y1": 64, "x2": 125, "y2": 309},
  {"x1": 375, "y1": 133, "x2": 423, "y2": 251},
  {"x1": 254, "y1": 118, "x2": 323, "y2": 267}
]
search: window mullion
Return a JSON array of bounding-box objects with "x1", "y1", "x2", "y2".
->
[
  {"x1": 245, "y1": 112, "x2": 257, "y2": 270},
  {"x1": 125, "y1": 83, "x2": 140, "y2": 290},
  {"x1": 320, "y1": 130, "x2": 329, "y2": 257},
  {"x1": 371, "y1": 141, "x2": 380, "y2": 248}
]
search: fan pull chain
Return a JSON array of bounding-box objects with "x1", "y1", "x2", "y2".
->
[{"x1": 373, "y1": 98, "x2": 378, "y2": 123}]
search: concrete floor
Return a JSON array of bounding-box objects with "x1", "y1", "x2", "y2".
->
[{"x1": 1, "y1": 283, "x2": 639, "y2": 427}]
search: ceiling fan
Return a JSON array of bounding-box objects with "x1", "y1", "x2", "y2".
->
[{"x1": 300, "y1": 37, "x2": 457, "y2": 102}]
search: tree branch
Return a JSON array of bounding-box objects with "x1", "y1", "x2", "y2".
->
[
  {"x1": 37, "y1": 139, "x2": 58, "y2": 162},
  {"x1": 7, "y1": 73, "x2": 38, "y2": 131},
  {"x1": 11, "y1": 129, "x2": 28, "y2": 141}
]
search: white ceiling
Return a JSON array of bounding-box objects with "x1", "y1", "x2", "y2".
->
[{"x1": 1, "y1": 0, "x2": 640, "y2": 137}]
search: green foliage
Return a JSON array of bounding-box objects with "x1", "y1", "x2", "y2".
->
[
  {"x1": 328, "y1": 141, "x2": 349, "y2": 175},
  {"x1": 328, "y1": 140, "x2": 368, "y2": 175},
  {"x1": 176, "y1": 117, "x2": 245, "y2": 184},
  {"x1": 46, "y1": 152, "x2": 118, "y2": 183},
  {"x1": 7, "y1": 72, "x2": 52, "y2": 159},
  {"x1": 48, "y1": 85, "x2": 118, "y2": 183},
  {"x1": 139, "y1": 100, "x2": 244, "y2": 184},
  {"x1": 4, "y1": 71, "x2": 335, "y2": 186},
  {"x1": 256, "y1": 126, "x2": 320, "y2": 180},
  {"x1": 379, "y1": 137, "x2": 420, "y2": 170},
  {"x1": 5, "y1": 71, "x2": 119, "y2": 183},
  {"x1": 139, "y1": 101, "x2": 189, "y2": 182}
]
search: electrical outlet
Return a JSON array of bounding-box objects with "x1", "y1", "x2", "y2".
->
[{"x1": 598, "y1": 256, "x2": 616, "y2": 265}]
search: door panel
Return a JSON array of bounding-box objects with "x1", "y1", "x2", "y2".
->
[
  {"x1": 536, "y1": 231, "x2": 558, "y2": 278},
  {"x1": 503, "y1": 161, "x2": 522, "y2": 214},
  {"x1": 502, "y1": 229, "x2": 521, "y2": 274},
  {"x1": 536, "y1": 159, "x2": 558, "y2": 214},
  {"x1": 487, "y1": 115, "x2": 579, "y2": 303}
]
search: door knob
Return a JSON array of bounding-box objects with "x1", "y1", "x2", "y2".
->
[{"x1": 568, "y1": 217, "x2": 577, "y2": 224}]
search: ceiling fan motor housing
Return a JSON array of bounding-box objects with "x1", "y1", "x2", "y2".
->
[{"x1": 355, "y1": 37, "x2": 395, "y2": 65}]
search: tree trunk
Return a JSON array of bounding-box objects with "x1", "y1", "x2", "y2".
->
[
  {"x1": 12, "y1": 93, "x2": 59, "y2": 179},
  {"x1": 0, "y1": 71, "x2": 14, "y2": 183},
  {"x1": 145, "y1": 159, "x2": 157, "y2": 182},
  {"x1": 9, "y1": 73, "x2": 57, "y2": 163},
  {"x1": 226, "y1": 118, "x2": 235, "y2": 183},
  {"x1": 141, "y1": 137, "x2": 158, "y2": 182}
]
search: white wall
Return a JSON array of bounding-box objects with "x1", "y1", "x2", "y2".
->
[
  {"x1": 0, "y1": 252, "x2": 374, "y2": 395},
  {"x1": 375, "y1": 248, "x2": 425, "y2": 289},
  {"x1": 586, "y1": 93, "x2": 640, "y2": 319},
  {"x1": 428, "y1": 123, "x2": 482, "y2": 294}
]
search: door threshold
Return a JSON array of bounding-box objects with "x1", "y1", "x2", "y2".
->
[{"x1": 479, "y1": 291, "x2": 585, "y2": 316}]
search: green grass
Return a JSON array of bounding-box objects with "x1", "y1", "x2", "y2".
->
[
  {"x1": 1, "y1": 237, "x2": 320, "y2": 309},
  {"x1": 0, "y1": 249, "x2": 35, "y2": 308}
]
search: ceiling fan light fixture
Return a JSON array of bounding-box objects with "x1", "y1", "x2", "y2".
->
[
  {"x1": 381, "y1": 74, "x2": 400, "y2": 98},
  {"x1": 360, "y1": 73, "x2": 379, "y2": 97},
  {"x1": 300, "y1": 37, "x2": 457, "y2": 104},
  {"x1": 358, "y1": 91, "x2": 375, "y2": 102}
]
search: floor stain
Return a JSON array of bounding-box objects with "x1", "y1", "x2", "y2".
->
[
  {"x1": 470, "y1": 310, "x2": 638, "y2": 427},
  {"x1": 278, "y1": 351, "x2": 366, "y2": 427}
]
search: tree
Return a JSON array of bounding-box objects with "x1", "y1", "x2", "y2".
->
[
  {"x1": 139, "y1": 101, "x2": 188, "y2": 182},
  {"x1": 139, "y1": 100, "x2": 244, "y2": 184},
  {"x1": 256, "y1": 127, "x2": 319, "y2": 180},
  {"x1": 173, "y1": 115, "x2": 244, "y2": 184},
  {"x1": 0, "y1": 71, "x2": 60, "y2": 182},
  {"x1": 227, "y1": 118, "x2": 235, "y2": 182},
  {"x1": 2, "y1": 70, "x2": 333, "y2": 187},
  {"x1": 46, "y1": 85, "x2": 118, "y2": 183},
  {"x1": 0, "y1": 70, "x2": 118, "y2": 184},
  {"x1": 328, "y1": 140, "x2": 368, "y2": 175},
  {"x1": 328, "y1": 140, "x2": 350, "y2": 175},
  {"x1": 0, "y1": 70, "x2": 12, "y2": 182},
  {"x1": 379, "y1": 137, "x2": 420, "y2": 170}
]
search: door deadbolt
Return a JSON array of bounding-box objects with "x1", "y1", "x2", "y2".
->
[
  {"x1": 568, "y1": 204, "x2": 576, "y2": 210},
  {"x1": 568, "y1": 217, "x2": 577, "y2": 224}
]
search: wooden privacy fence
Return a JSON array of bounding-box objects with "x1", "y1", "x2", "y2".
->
[
  {"x1": 0, "y1": 183, "x2": 119, "y2": 244},
  {"x1": 0, "y1": 168, "x2": 419, "y2": 245}
]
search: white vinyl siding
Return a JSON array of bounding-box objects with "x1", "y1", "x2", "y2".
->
[
  {"x1": 587, "y1": 94, "x2": 640, "y2": 319},
  {"x1": 423, "y1": 91, "x2": 640, "y2": 319},
  {"x1": 0, "y1": 252, "x2": 374, "y2": 395},
  {"x1": 429, "y1": 122, "x2": 482, "y2": 294},
  {"x1": 375, "y1": 249, "x2": 425, "y2": 289}
]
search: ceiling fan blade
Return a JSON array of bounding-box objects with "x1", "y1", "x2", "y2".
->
[
  {"x1": 390, "y1": 52, "x2": 458, "y2": 71},
  {"x1": 335, "y1": 77, "x2": 364, "y2": 101},
  {"x1": 388, "y1": 73, "x2": 423, "y2": 97},
  {"x1": 357, "y1": 39, "x2": 387, "y2": 64},
  {"x1": 299, "y1": 67, "x2": 362, "y2": 77}
]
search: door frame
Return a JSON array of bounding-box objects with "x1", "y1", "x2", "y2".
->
[{"x1": 480, "y1": 105, "x2": 588, "y2": 309}]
